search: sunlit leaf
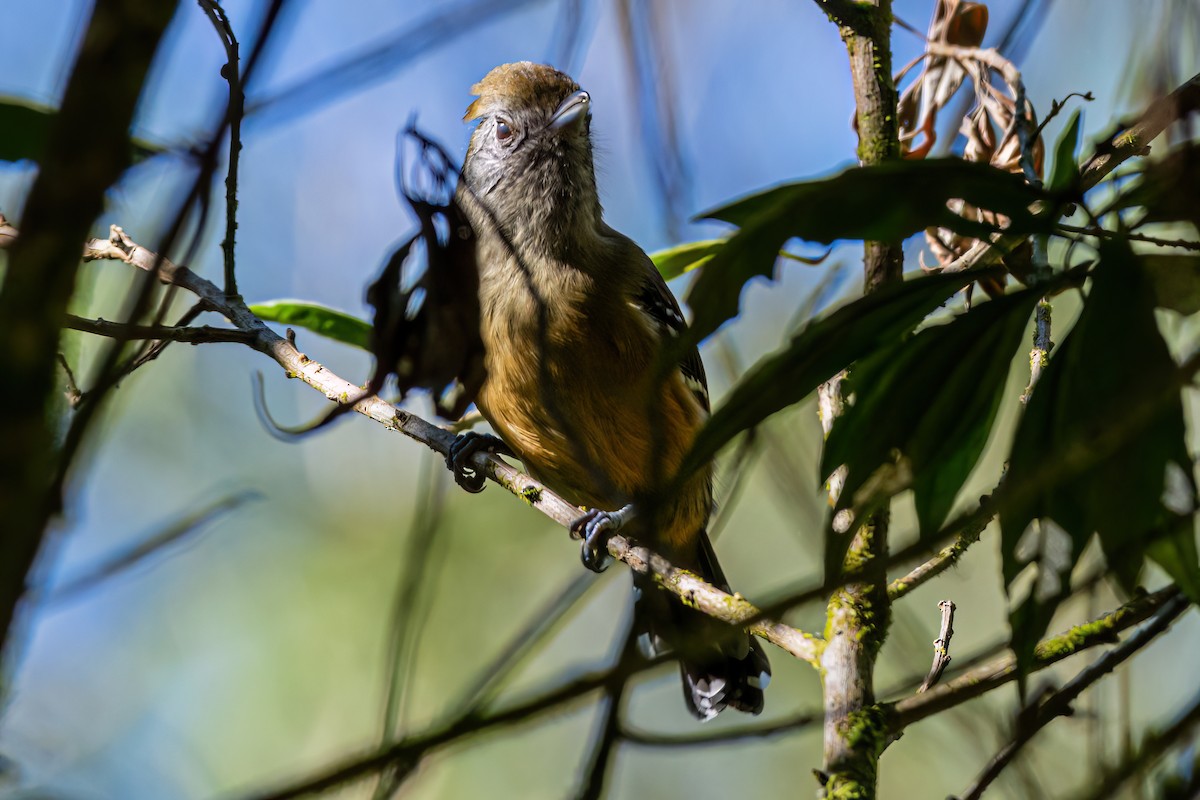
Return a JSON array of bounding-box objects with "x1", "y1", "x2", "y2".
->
[
  {"x1": 652, "y1": 239, "x2": 829, "y2": 282},
  {"x1": 651, "y1": 239, "x2": 725, "y2": 281},
  {"x1": 250, "y1": 300, "x2": 372, "y2": 350}
]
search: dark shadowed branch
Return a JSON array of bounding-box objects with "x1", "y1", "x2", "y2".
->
[{"x1": 954, "y1": 593, "x2": 1190, "y2": 800}]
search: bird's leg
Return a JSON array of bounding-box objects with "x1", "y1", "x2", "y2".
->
[
  {"x1": 446, "y1": 432, "x2": 512, "y2": 493},
  {"x1": 570, "y1": 504, "x2": 636, "y2": 573}
]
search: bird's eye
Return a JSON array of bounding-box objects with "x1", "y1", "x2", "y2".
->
[{"x1": 495, "y1": 118, "x2": 513, "y2": 143}]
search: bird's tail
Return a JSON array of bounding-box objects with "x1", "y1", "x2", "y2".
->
[{"x1": 632, "y1": 530, "x2": 771, "y2": 720}]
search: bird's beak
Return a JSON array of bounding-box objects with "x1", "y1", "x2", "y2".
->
[{"x1": 549, "y1": 90, "x2": 590, "y2": 131}]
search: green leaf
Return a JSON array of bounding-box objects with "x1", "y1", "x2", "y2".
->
[
  {"x1": 250, "y1": 300, "x2": 373, "y2": 350},
  {"x1": 0, "y1": 95, "x2": 164, "y2": 165},
  {"x1": 1141, "y1": 254, "x2": 1200, "y2": 314},
  {"x1": 684, "y1": 159, "x2": 1054, "y2": 343},
  {"x1": 651, "y1": 239, "x2": 725, "y2": 281},
  {"x1": 821, "y1": 289, "x2": 1039, "y2": 570},
  {"x1": 1000, "y1": 240, "x2": 1199, "y2": 682},
  {"x1": 680, "y1": 267, "x2": 1005, "y2": 480},
  {"x1": 651, "y1": 239, "x2": 830, "y2": 282},
  {"x1": 1046, "y1": 108, "x2": 1082, "y2": 193}
]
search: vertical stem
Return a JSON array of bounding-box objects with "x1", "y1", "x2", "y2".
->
[{"x1": 816, "y1": 2, "x2": 902, "y2": 796}]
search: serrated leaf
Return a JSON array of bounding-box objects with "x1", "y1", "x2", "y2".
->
[
  {"x1": 250, "y1": 300, "x2": 372, "y2": 350},
  {"x1": 679, "y1": 267, "x2": 1005, "y2": 481},
  {"x1": 1000, "y1": 240, "x2": 1199, "y2": 682},
  {"x1": 1047, "y1": 108, "x2": 1082, "y2": 193},
  {"x1": 820, "y1": 290, "x2": 1039, "y2": 577},
  {"x1": 683, "y1": 159, "x2": 1054, "y2": 343}
]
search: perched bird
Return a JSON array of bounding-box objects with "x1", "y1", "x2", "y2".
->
[{"x1": 449, "y1": 62, "x2": 769, "y2": 720}]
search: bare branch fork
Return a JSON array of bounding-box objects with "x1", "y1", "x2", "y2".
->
[
  {"x1": 918, "y1": 599, "x2": 956, "y2": 693},
  {"x1": 45, "y1": 222, "x2": 826, "y2": 667}
]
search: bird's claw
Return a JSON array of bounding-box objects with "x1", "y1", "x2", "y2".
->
[
  {"x1": 446, "y1": 432, "x2": 507, "y2": 493},
  {"x1": 570, "y1": 504, "x2": 635, "y2": 573}
]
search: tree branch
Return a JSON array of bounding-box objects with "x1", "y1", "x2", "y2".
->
[
  {"x1": 1081, "y1": 71, "x2": 1200, "y2": 189},
  {"x1": 64, "y1": 314, "x2": 257, "y2": 345},
  {"x1": 66, "y1": 224, "x2": 824, "y2": 667},
  {"x1": 885, "y1": 586, "x2": 1183, "y2": 734}
]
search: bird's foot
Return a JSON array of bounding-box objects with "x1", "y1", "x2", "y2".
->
[
  {"x1": 446, "y1": 432, "x2": 510, "y2": 493},
  {"x1": 570, "y1": 504, "x2": 635, "y2": 573}
]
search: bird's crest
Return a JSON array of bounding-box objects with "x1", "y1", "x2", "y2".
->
[{"x1": 464, "y1": 62, "x2": 580, "y2": 122}]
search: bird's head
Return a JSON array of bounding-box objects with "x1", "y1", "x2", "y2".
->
[{"x1": 461, "y1": 62, "x2": 600, "y2": 252}]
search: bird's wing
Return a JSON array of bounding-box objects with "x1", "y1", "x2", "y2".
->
[{"x1": 631, "y1": 257, "x2": 710, "y2": 413}]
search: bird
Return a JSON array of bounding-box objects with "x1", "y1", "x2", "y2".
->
[{"x1": 447, "y1": 61, "x2": 770, "y2": 720}]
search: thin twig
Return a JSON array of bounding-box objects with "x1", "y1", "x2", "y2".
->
[
  {"x1": 1056, "y1": 223, "x2": 1200, "y2": 251},
  {"x1": 197, "y1": 0, "x2": 244, "y2": 296},
  {"x1": 1031, "y1": 91, "x2": 1095, "y2": 143},
  {"x1": 65, "y1": 315, "x2": 256, "y2": 345},
  {"x1": 887, "y1": 504, "x2": 992, "y2": 600},
  {"x1": 55, "y1": 353, "x2": 83, "y2": 408},
  {"x1": 1019, "y1": 298, "x2": 1053, "y2": 405},
  {"x1": 918, "y1": 600, "x2": 956, "y2": 693}
]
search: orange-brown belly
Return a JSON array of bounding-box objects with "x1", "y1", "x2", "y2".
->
[{"x1": 477, "y1": 320, "x2": 710, "y2": 556}]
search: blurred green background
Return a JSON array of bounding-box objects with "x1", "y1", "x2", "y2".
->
[{"x1": 0, "y1": 1, "x2": 1197, "y2": 797}]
